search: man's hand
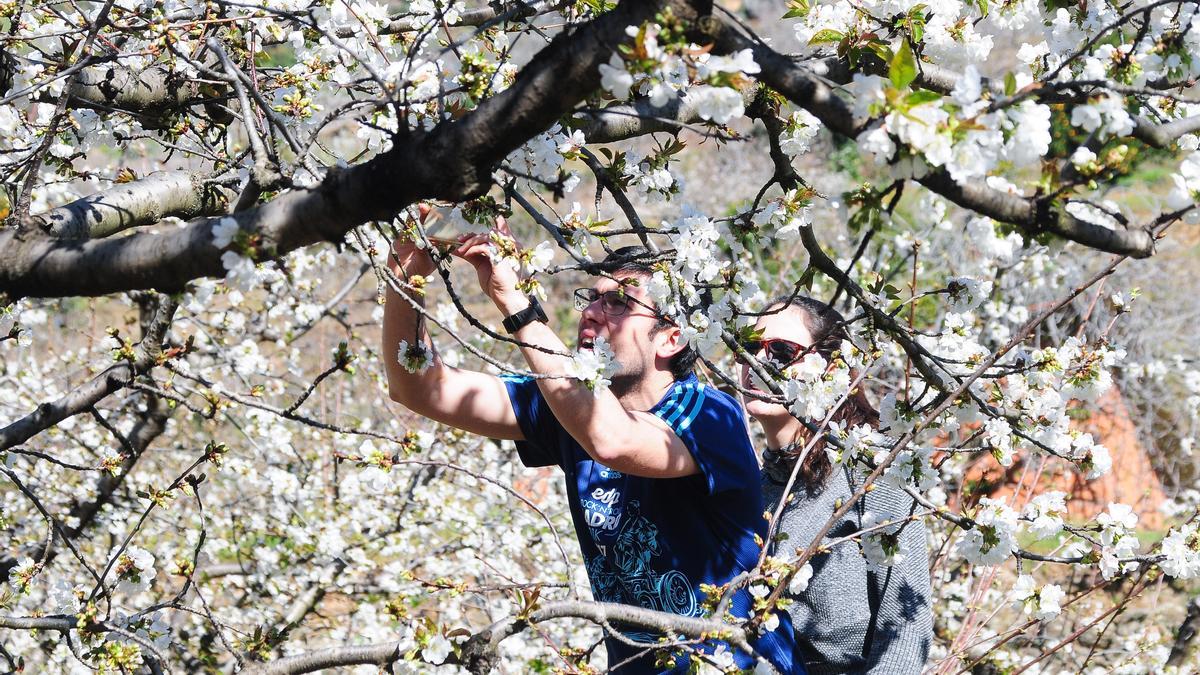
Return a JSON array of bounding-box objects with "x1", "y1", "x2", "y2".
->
[
  {"x1": 389, "y1": 204, "x2": 437, "y2": 279},
  {"x1": 452, "y1": 216, "x2": 527, "y2": 313}
]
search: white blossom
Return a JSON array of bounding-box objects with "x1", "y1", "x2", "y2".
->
[
  {"x1": 567, "y1": 336, "x2": 618, "y2": 393},
  {"x1": 1161, "y1": 524, "x2": 1200, "y2": 579},
  {"x1": 956, "y1": 498, "x2": 1018, "y2": 566}
]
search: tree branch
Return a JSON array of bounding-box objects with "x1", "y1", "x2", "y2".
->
[
  {"x1": 371, "y1": 0, "x2": 562, "y2": 36},
  {"x1": 0, "y1": 295, "x2": 177, "y2": 450},
  {"x1": 916, "y1": 170, "x2": 1157, "y2": 258},
  {"x1": 0, "y1": 0, "x2": 700, "y2": 301},
  {"x1": 700, "y1": 17, "x2": 865, "y2": 137},
  {"x1": 248, "y1": 600, "x2": 763, "y2": 675},
  {"x1": 575, "y1": 84, "x2": 755, "y2": 143},
  {"x1": 26, "y1": 172, "x2": 234, "y2": 239},
  {"x1": 52, "y1": 62, "x2": 228, "y2": 121}
]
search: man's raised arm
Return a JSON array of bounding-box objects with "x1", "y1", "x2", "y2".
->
[
  {"x1": 382, "y1": 231, "x2": 524, "y2": 441},
  {"x1": 452, "y1": 224, "x2": 699, "y2": 479}
]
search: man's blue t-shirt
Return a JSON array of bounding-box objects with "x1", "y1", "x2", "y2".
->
[{"x1": 503, "y1": 373, "x2": 799, "y2": 674}]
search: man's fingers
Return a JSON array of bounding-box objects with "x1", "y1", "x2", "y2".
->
[
  {"x1": 454, "y1": 233, "x2": 489, "y2": 253},
  {"x1": 451, "y1": 238, "x2": 491, "y2": 262}
]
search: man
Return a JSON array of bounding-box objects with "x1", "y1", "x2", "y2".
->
[{"x1": 382, "y1": 214, "x2": 797, "y2": 673}]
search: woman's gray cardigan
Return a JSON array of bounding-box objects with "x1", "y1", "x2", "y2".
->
[{"x1": 762, "y1": 451, "x2": 934, "y2": 674}]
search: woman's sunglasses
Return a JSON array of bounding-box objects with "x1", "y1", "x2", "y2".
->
[{"x1": 738, "y1": 338, "x2": 808, "y2": 367}]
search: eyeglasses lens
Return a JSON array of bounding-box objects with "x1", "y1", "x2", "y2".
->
[
  {"x1": 767, "y1": 341, "x2": 802, "y2": 364},
  {"x1": 575, "y1": 289, "x2": 631, "y2": 316},
  {"x1": 740, "y1": 339, "x2": 803, "y2": 366},
  {"x1": 600, "y1": 292, "x2": 629, "y2": 316}
]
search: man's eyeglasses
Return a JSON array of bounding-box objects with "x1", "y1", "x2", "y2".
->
[
  {"x1": 573, "y1": 288, "x2": 659, "y2": 318},
  {"x1": 738, "y1": 338, "x2": 808, "y2": 367}
]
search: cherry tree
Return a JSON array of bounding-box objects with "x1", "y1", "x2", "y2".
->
[{"x1": 1, "y1": 0, "x2": 1200, "y2": 672}]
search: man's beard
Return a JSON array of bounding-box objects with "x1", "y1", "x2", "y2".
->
[{"x1": 608, "y1": 360, "x2": 646, "y2": 399}]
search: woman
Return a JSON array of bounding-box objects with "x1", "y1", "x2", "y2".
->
[{"x1": 739, "y1": 295, "x2": 933, "y2": 674}]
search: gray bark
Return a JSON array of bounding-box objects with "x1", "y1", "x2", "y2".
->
[
  {"x1": 65, "y1": 62, "x2": 226, "y2": 118},
  {"x1": 367, "y1": 0, "x2": 561, "y2": 37},
  {"x1": 917, "y1": 170, "x2": 1156, "y2": 258},
  {"x1": 28, "y1": 172, "x2": 234, "y2": 239}
]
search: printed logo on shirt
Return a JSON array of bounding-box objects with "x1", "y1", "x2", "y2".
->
[
  {"x1": 585, "y1": 500, "x2": 698, "y2": 617},
  {"x1": 582, "y1": 486, "x2": 623, "y2": 531}
]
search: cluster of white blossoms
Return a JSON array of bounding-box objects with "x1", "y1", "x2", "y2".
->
[
  {"x1": 851, "y1": 67, "x2": 1053, "y2": 184},
  {"x1": 598, "y1": 18, "x2": 760, "y2": 123},
  {"x1": 1167, "y1": 147, "x2": 1200, "y2": 212},
  {"x1": 782, "y1": 352, "x2": 852, "y2": 422},
  {"x1": 1161, "y1": 523, "x2": 1200, "y2": 579},
  {"x1": 1097, "y1": 503, "x2": 1141, "y2": 579},
  {"x1": 568, "y1": 335, "x2": 619, "y2": 392},
  {"x1": 981, "y1": 417, "x2": 1016, "y2": 467},
  {"x1": 1011, "y1": 574, "x2": 1067, "y2": 621},
  {"x1": 752, "y1": 187, "x2": 816, "y2": 242},
  {"x1": 1022, "y1": 491, "x2": 1068, "y2": 540},
  {"x1": 859, "y1": 512, "x2": 908, "y2": 571},
  {"x1": 114, "y1": 546, "x2": 157, "y2": 594},
  {"x1": 956, "y1": 498, "x2": 1019, "y2": 566},
  {"x1": 504, "y1": 122, "x2": 585, "y2": 193},
  {"x1": 619, "y1": 147, "x2": 685, "y2": 201},
  {"x1": 876, "y1": 444, "x2": 941, "y2": 493},
  {"x1": 946, "y1": 276, "x2": 993, "y2": 315}
]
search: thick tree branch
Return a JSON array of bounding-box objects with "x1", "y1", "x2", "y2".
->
[
  {"x1": 1133, "y1": 114, "x2": 1200, "y2": 149},
  {"x1": 0, "y1": 0, "x2": 699, "y2": 301},
  {"x1": 701, "y1": 18, "x2": 865, "y2": 137},
  {"x1": 575, "y1": 84, "x2": 755, "y2": 143},
  {"x1": 248, "y1": 600, "x2": 764, "y2": 675},
  {"x1": 725, "y1": 41, "x2": 1166, "y2": 257},
  {"x1": 56, "y1": 62, "x2": 227, "y2": 120},
  {"x1": 917, "y1": 170, "x2": 1156, "y2": 258},
  {"x1": 26, "y1": 172, "x2": 234, "y2": 239},
  {"x1": 371, "y1": 0, "x2": 562, "y2": 36}
]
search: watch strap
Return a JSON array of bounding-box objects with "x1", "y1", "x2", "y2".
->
[{"x1": 501, "y1": 296, "x2": 548, "y2": 334}]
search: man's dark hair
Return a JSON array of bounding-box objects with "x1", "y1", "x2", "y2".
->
[{"x1": 598, "y1": 246, "x2": 699, "y2": 381}]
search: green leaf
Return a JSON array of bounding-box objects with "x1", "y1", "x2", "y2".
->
[
  {"x1": 904, "y1": 89, "x2": 942, "y2": 106},
  {"x1": 909, "y1": 6, "x2": 929, "y2": 38},
  {"x1": 868, "y1": 43, "x2": 893, "y2": 64},
  {"x1": 1004, "y1": 71, "x2": 1017, "y2": 96},
  {"x1": 889, "y1": 40, "x2": 918, "y2": 89},
  {"x1": 808, "y1": 29, "x2": 845, "y2": 46},
  {"x1": 783, "y1": 0, "x2": 811, "y2": 18},
  {"x1": 798, "y1": 266, "x2": 817, "y2": 290}
]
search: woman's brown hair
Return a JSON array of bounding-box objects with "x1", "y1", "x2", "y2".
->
[{"x1": 768, "y1": 295, "x2": 879, "y2": 488}]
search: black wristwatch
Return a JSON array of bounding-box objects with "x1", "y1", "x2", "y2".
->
[{"x1": 501, "y1": 296, "x2": 548, "y2": 334}]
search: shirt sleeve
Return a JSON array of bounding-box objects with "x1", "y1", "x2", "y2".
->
[
  {"x1": 501, "y1": 375, "x2": 561, "y2": 468},
  {"x1": 652, "y1": 383, "x2": 758, "y2": 495}
]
